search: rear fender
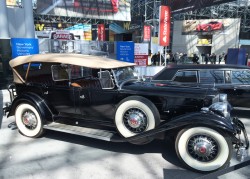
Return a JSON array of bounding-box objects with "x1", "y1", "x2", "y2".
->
[{"x1": 7, "y1": 92, "x2": 55, "y2": 123}]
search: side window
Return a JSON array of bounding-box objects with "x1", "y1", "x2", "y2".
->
[
  {"x1": 210, "y1": 70, "x2": 224, "y2": 84},
  {"x1": 51, "y1": 65, "x2": 69, "y2": 81},
  {"x1": 199, "y1": 70, "x2": 215, "y2": 84},
  {"x1": 173, "y1": 71, "x2": 197, "y2": 83},
  {"x1": 232, "y1": 70, "x2": 250, "y2": 84},
  {"x1": 71, "y1": 65, "x2": 92, "y2": 79},
  {"x1": 26, "y1": 63, "x2": 54, "y2": 85}
]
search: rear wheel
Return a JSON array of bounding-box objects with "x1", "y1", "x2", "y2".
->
[
  {"x1": 15, "y1": 103, "x2": 43, "y2": 138},
  {"x1": 175, "y1": 126, "x2": 232, "y2": 173},
  {"x1": 115, "y1": 96, "x2": 160, "y2": 144}
]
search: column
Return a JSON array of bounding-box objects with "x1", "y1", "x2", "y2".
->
[
  {"x1": 0, "y1": 0, "x2": 11, "y2": 82},
  {"x1": 23, "y1": 0, "x2": 35, "y2": 38},
  {"x1": 0, "y1": 0, "x2": 10, "y2": 38}
]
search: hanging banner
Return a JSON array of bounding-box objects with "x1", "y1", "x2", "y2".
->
[
  {"x1": 143, "y1": 25, "x2": 151, "y2": 42},
  {"x1": 83, "y1": 24, "x2": 92, "y2": 41},
  {"x1": 98, "y1": 24, "x2": 105, "y2": 41},
  {"x1": 159, "y1": 6, "x2": 171, "y2": 46}
]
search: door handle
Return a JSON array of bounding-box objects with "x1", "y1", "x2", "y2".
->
[{"x1": 80, "y1": 95, "x2": 85, "y2": 99}]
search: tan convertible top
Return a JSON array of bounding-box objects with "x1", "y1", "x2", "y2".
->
[{"x1": 10, "y1": 53, "x2": 135, "y2": 69}]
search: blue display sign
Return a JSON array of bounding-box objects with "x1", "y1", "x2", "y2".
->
[
  {"x1": 116, "y1": 42, "x2": 134, "y2": 63},
  {"x1": 11, "y1": 38, "x2": 39, "y2": 58}
]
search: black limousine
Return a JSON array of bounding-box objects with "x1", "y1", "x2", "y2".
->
[{"x1": 152, "y1": 64, "x2": 250, "y2": 108}]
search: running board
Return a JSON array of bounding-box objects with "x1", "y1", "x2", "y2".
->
[{"x1": 44, "y1": 122, "x2": 123, "y2": 142}]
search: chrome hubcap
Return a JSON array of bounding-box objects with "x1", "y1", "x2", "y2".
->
[
  {"x1": 187, "y1": 135, "x2": 219, "y2": 162},
  {"x1": 22, "y1": 110, "x2": 37, "y2": 129},
  {"x1": 123, "y1": 108, "x2": 148, "y2": 133}
]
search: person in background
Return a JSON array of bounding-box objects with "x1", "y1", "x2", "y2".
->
[
  {"x1": 205, "y1": 54, "x2": 209, "y2": 64},
  {"x1": 174, "y1": 52, "x2": 179, "y2": 63},
  {"x1": 218, "y1": 53, "x2": 223, "y2": 64},
  {"x1": 201, "y1": 53, "x2": 205, "y2": 63},
  {"x1": 155, "y1": 52, "x2": 162, "y2": 66},
  {"x1": 246, "y1": 53, "x2": 249, "y2": 66},
  {"x1": 151, "y1": 53, "x2": 157, "y2": 66},
  {"x1": 210, "y1": 53, "x2": 217, "y2": 64},
  {"x1": 224, "y1": 53, "x2": 227, "y2": 64},
  {"x1": 166, "y1": 53, "x2": 170, "y2": 64},
  {"x1": 192, "y1": 53, "x2": 199, "y2": 64}
]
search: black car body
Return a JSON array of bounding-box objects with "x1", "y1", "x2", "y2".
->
[
  {"x1": 3, "y1": 54, "x2": 249, "y2": 173},
  {"x1": 152, "y1": 64, "x2": 250, "y2": 108}
]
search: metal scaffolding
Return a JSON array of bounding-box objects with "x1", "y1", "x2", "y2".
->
[
  {"x1": 131, "y1": 0, "x2": 161, "y2": 36},
  {"x1": 33, "y1": 0, "x2": 250, "y2": 35}
]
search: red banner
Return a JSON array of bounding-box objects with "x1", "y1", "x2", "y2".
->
[
  {"x1": 143, "y1": 25, "x2": 151, "y2": 42},
  {"x1": 98, "y1": 24, "x2": 105, "y2": 41},
  {"x1": 159, "y1": 6, "x2": 171, "y2": 46}
]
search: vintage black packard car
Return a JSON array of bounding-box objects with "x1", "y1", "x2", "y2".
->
[
  {"x1": 3, "y1": 54, "x2": 249, "y2": 173},
  {"x1": 152, "y1": 64, "x2": 250, "y2": 108}
]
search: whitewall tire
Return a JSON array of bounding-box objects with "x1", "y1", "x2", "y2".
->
[
  {"x1": 115, "y1": 96, "x2": 160, "y2": 139},
  {"x1": 175, "y1": 126, "x2": 232, "y2": 172},
  {"x1": 15, "y1": 103, "x2": 44, "y2": 138}
]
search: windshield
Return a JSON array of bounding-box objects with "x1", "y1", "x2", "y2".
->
[{"x1": 113, "y1": 66, "x2": 139, "y2": 86}]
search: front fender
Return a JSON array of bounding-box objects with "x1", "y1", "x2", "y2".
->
[
  {"x1": 7, "y1": 92, "x2": 55, "y2": 123},
  {"x1": 163, "y1": 111, "x2": 236, "y2": 133}
]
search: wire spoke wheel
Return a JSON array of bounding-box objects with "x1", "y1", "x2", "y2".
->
[
  {"x1": 187, "y1": 134, "x2": 219, "y2": 162},
  {"x1": 175, "y1": 126, "x2": 232, "y2": 172},
  {"x1": 123, "y1": 108, "x2": 148, "y2": 133},
  {"x1": 15, "y1": 103, "x2": 44, "y2": 138},
  {"x1": 22, "y1": 110, "x2": 38, "y2": 130}
]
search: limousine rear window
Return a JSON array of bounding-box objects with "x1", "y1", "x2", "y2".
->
[
  {"x1": 199, "y1": 70, "x2": 216, "y2": 84},
  {"x1": 211, "y1": 70, "x2": 224, "y2": 84}
]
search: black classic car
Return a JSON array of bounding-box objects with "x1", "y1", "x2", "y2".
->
[
  {"x1": 3, "y1": 54, "x2": 249, "y2": 173},
  {"x1": 152, "y1": 64, "x2": 250, "y2": 108}
]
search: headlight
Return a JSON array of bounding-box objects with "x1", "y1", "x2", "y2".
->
[
  {"x1": 209, "y1": 102, "x2": 232, "y2": 118},
  {"x1": 212, "y1": 93, "x2": 228, "y2": 103}
]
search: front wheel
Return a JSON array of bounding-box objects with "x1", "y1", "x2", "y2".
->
[
  {"x1": 15, "y1": 103, "x2": 44, "y2": 138},
  {"x1": 175, "y1": 126, "x2": 232, "y2": 173}
]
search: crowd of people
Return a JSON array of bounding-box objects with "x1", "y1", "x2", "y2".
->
[
  {"x1": 150, "y1": 51, "x2": 228, "y2": 65},
  {"x1": 201, "y1": 52, "x2": 227, "y2": 64}
]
